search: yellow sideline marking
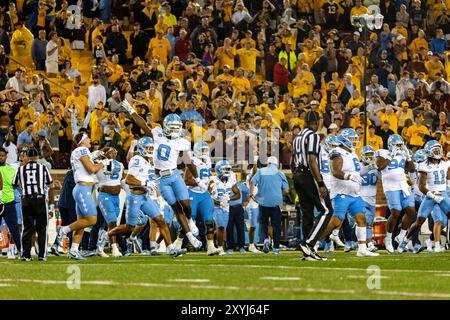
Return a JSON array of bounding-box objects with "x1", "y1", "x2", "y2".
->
[{"x1": 1, "y1": 278, "x2": 450, "y2": 298}]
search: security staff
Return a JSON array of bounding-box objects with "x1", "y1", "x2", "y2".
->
[
  {"x1": 13, "y1": 148, "x2": 53, "y2": 261},
  {"x1": 250, "y1": 156, "x2": 289, "y2": 255},
  {"x1": 291, "y1": 111, "x2": 333, "y2": 261},
  {"x1": 0, "y1": 147, "x2": 21, "y2": 260}
]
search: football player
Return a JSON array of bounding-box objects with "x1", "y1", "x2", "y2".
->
[
  {"x1": 94, "y1": 147, "x2": 124, "y2": 257},
  {"x1": 60, "y1": 132, "x2": 105, "y2": 260},
  {"x1": 210, "y1": 160, "x2": 240, "y2": 255},
  {"x1": 181, "y1": 141, "x2": 220, "y2": 255},
  {"x1": 375, "y1": 134, "x2": 416, "y2": 253},
  {"x1": 319, "y1": 129, "x2": 379, "y2": 258},
  {"x1": 108, "y1": 137, "x2": 186, "y2": 257},
  {"x1": 398, "y1": 141, "x2": 450, "y2": 253},
  {"x1": 360, "y1": 146, "x2": 379, "y2": 252},
  {"x1": 122, "y1": 99, "x2": 202, "y2": 250}
]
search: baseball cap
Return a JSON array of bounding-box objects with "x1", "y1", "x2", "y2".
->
[
  {"x1": 305, "y1": 111, "x2": 320, "y2": 122},
  {"x1": 267, "y1": 156, "x2": 279, "y2": 167},
  {"x1": 354, "y1": 31, "x2": 360, "y2": 36},
  {"x1": 351, "y1": 108, "x2": 360, "y2": 115},
  {"x1": 310, "y1": 100, "x2": 319, "y2": 106}
]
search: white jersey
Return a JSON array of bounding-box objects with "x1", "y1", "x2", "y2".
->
[
  {"x1": 210, "y1": 172, "x2": 237, "y2": 212},
  {"x1": 360, "y1": 163, "x2": 379, "y2": 206},
  {"x1": 71, "y1": 147, "x2": 95, "y2": 183},
  {"x1": 96, "y1": 159, "x2": 124, "y2": 188},
  {"x1": 330, "y1": 147, "x2": 360, "y2": 198},
  {"x1": 320, "y1": 148, "x2": 332, "y2": 191},
  {"x1": 190, "y1": 156, "x2": 212, "y2": 194},
  {"x1": 152, "y1": 127, "x2": 191, "y2": 170},
  {"x1": 377, "y1": 149, "x2": 410, "y2": 194},
  {"x1": 246, "y1": 174, "x2": 258, "y2": 209},
  {"x1": 128, "y1": 155, "x2": 158, "y2": 196},
  {"x1": 418, "y1": 160, "x2": 450, "y2": 193}
]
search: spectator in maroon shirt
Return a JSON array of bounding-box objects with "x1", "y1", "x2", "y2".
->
[
  {"x1": 264, "y1": 44, "x2": 278, "y2": 82},
  {"x1": 273, "y1": 57, "x2": 289, "y2": 94},
  {"x1": 175, "y1": 29, "x2": 193, "y2": 62}
]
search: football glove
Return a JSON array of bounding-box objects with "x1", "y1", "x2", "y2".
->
[{"x1": 348, "y1": 173, "x2": 363, "y2": 185}]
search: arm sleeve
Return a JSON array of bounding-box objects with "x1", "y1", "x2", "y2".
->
[
  {"x1": 250, "y1": 170, "x2": 260, "y2": 185},
  {"x1": 280, "y1": 172, "x2": 289, "y2": 189}
]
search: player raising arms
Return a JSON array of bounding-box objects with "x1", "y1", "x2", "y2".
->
[
  {"x1": 94, "y1": 147, "x2": 124, "y2": 258},
  {"x1": 60, "y1": 132, "x2": 105, "y2": 260},
  {"x1": 398, "y1": 141, "x2": 450, "y2": 253},
  {"x1": 182, "y1": 141, "x2": 220, "y2": 256},
  {"x1": 319, "y1": 129, "x2": 379, "y2": 258},
  {"x1": 360, "y1": 146, "x2": 379, "y2": 252},
  {"x1": 375, "y1": 134, "x2": 416, "y2": 253},
  {"x1": 121, "y1": 99, "x2": 202, "y2": 250},
  {"x1": 108, "y1": 137, "x2": 186, "y2": 257}
]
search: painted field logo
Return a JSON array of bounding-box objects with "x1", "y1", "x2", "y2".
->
[
  {"x1": 66, "y1": 265, "x2": 81, "y2": 290},
  {"x1": 366, "y1": 265, "x2": 381, "y2": 290}
]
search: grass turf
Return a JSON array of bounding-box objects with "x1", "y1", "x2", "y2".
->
[{"x1": 1, "y1": 250, "x2": 450, "y2": 300}]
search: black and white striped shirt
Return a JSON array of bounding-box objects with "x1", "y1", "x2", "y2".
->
[
  {"x1": 291, "y1": 127, "x2": 321, "y2": 172},
  {"x1": 13, "y1": 161, "x2": 53, "y2": 197}
]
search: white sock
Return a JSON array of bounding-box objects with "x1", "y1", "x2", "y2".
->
[
  {"x1": 150, "y1": 241, "x2": 157, "y2": 248},
  {"x1": 61, "y1": 225, "x2": 71, "y2": 235},
  {"x1": 166, "y1": 243, "x2": 174, "y2": 252},
  {"x1": 218, "y1": 246, "x2": 224, "y2": 251},
  {"x1": 130, "y1": 236, "x2": 137, "y2": 241},
  {"x1": 355, "y1": 226, "x2": 367, "y2": 243},
  {"x1": 398, "y1": 229, "x2": 407, "y2": 241},
  {"x1": 111, "y1": 243, "x2": 118, "y2": 249},
  {"x1": 386, "y1": 232, "x2": 392, "y2": 240},
  {"x1": 70, "y1": 243, "x2": 79, "y2": 252},
  {"x1": 207, "y1": 239, "x2": 215, "y2": 250},
  {"x1": 186, "y1": 232, "x2": 197, "y2": 244},
  {"x1": 436, "y1": 241, "x2": 441, "y2": 247}
]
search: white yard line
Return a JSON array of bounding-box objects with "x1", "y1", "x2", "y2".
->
[
  {"x1": 169, "y1": 279, "x2": 210, "y2": 283},
  {"x1": 2, "y1": 278, "x2": 450, "y2": 298},
  {"x1": 347, "y1": 275, "x2": 390, "y2": 279},
  {"x1": 260, "y1": 277, "x2": 301, "y2": 281}
]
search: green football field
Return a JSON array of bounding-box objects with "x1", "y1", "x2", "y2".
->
[{"x1": 1, "y1": 250, "x2": 450, "y2": 300}]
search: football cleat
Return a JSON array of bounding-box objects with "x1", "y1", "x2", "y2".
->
[
  {"x1": 38, "y1": 257, "x2": 47, "y2": 261},
  {"x1": 248, "y1": 244, "x2": 261, "y2": 253},
  {"x1": 357, "y1": 248, "x2": 380, "y2": 257},
  {"x1": 384, "y1": 237, "x2": 394, "y2": 254},
  {"x1": 169, "y1": 248, "x2": 187, "y2": 258},
  {"x1": 263, "y1": 240, "x2": 270, "y2": 254},
  {"x1": 83, "y1": 250, "x2": 96, "y2": 257},
  {"x1": 112, "y1": 246, "x2": 123, "y2": 257},
  {"x1": 324, "y1": 241, "x2": 334, "y2": 253},
  {"x1": 207, "y1": 247, "x2": 220, "y2": 256},
  {"x1": 298, "y1": 242, "x2": 312, "y2": 256},
  {"x1": 310, "y1": 249, "x2": 327, "y2": 261},
  {"x1": 273, "y1": 248, "x2": 280, "y2": 255},
  {"x1": 367, "y1": 242, "x2": 377, "y2": 252},
  {"x1": 191, "y1": 238, "x2": 203, "y2": 250},
  {"x1": 96, "y1": 248, "x2": 109, "y2": 258},
  {"x1": 50, "y1": 244, "x2": 61, "y2": 256},
  {"x1": 344, "y1": 241, "x2": 353, "y2": 253},
  {"x1": 218, "y1": 249, "x2": 227, "y2": 256},
  {"x1": 21, "y1": 257, "x2": 32, "y2": 262},
  {"x1": 435, "y1": 244, "x2": 444, "y2": 253},
  {"x1": 301, "y1": 255, "x2": 319, "y2": 261},
  {"x1": 239, "y1": 248, "x2": 246, "y2": 254},
  {"x1": 150, "y1": 249, "x2": 162, "y2": 256},
  {"x1": 330, "y1": 232, "x2": 345, "y2": 248},
  {"x1": 68, "y1": 250, "x2": 86, "y2": 260},
  {"x1": 397, "y1": 240, "x2": 408, "y2": 254},
  {"x1": 173, "y1": 237, "x2": 183, "y2": 250}
]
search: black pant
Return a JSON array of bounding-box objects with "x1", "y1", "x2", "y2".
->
[
  {"x1": 259, "y1": 205, "x2": 282, "y2": 249},
  {"x1": 293, "y1": 169, "x2": 333, "y2": 246},
  {"x1": 56, "y1": 207, "x2": 77, "y2": 247},
  {"x1": 22, "y1": 197, "x2": 47, "y2": 259},
  {"x1": 0, "y1": 202, "x2": 21, "y2": 252},
  {"x1": 226, "y1": 205, "x2": 245, "y2": 250}
]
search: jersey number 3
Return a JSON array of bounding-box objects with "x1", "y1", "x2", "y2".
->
[{"x1": 157, "y1": 144, "x2": 171, "y2": 161}]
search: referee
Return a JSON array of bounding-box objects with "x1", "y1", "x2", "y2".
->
[
  {"x1": 13, "y1": 148, "x2": 53, "y2": 261},
  {"x1": 291, "y1": 111, "x2": 333, "y2": 261}
]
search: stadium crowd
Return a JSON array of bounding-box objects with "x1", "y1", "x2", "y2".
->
[{"x1": 0, "y1": 0, "x2": 450, "y2": 259}]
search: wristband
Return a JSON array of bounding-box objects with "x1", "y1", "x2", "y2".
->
[
  {"x1": 317, "y1": 181, "x2": 326, "y2": 188},
  {"x1": 344, "y1": 173, "x2": 350, "y2": 180}
]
